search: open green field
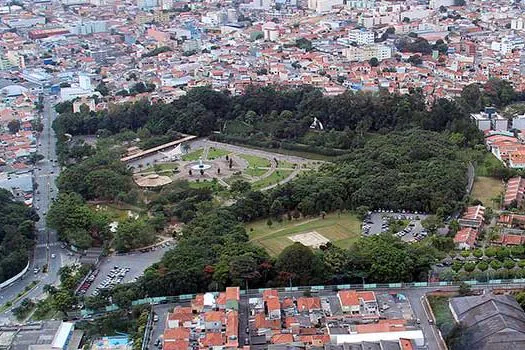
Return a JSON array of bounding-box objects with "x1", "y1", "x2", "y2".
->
[
  {"x1": 471, "y1": 176, "x2": 504, "y2": 208},
  {"x1": 89, "y1": 203, "x2": 143, "y2": 221},
  {"x1": 240, "y1": 154, "x2": 271, "y2": 168},
  {"x1": 239, "y1": 154, "x2": 272, "y2": 177},
  {"x1": 247, "y1": 213, "x2": 361, "y2": 255},
  {"x1": 276, "y1": 160, "x2": 296, "y2": 169},
  {"x1": 476, "y1": 153, "x2": 504, "y2": 177},
  {"x1": 182, "y1": 149, "x2": 204, "y2": 161},
  {"x1": 207, "y1": 147, "x2": 230, "y2": 160},
  {"x1": 252, "y1": 169, "x2": 293, "y2": 190}
]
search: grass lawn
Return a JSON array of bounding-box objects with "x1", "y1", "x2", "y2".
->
[
  {"x1": 182, "y1": 149, "x2": 204, "y2": 161},
  {"x1": 189, "y1": 180, "x2": 224, "y2": 192},
  {"x1": 427, "y1": 295, "x2": 456, "y2": 337},
  {"x1": 240, "y1": 154, "x2": 271, "y2": 168},
  {"x1": 252, "y1": 170, "x2": 293, "y2": 190},
  {"x1": 471, "y1": 176, "x2": 504, "y2": 208},
  {"x1": 207, "y1": 147, "x2": 230, "y2": 160},
  {"x1": 276, "y1": 160, "x2": 296, "y2": 169},
  {"x1": 476, "y1": 153, "x2": 504, "y2": 177},
  {"x1": 247, "y1": 212, "x2": 361, "y2": 255},
  {"x1": 245, "y1": 167, "x2": 270, "y2": 177},
  {"x1": 89, "y1": 203, "x2": 143, "y2": 221}
]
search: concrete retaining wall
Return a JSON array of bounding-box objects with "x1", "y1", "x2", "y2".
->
[{"x1": 0, "y1": 261, "x2": 30, "y2": 290}]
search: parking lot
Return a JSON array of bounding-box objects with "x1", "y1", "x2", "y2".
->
[
  {"x1": 86, "y1": 243, "x2": 173, "y2": 295},
  {"x1": 376, "y1": 292, "x2": 414, "y2": 320},
  {"x1": 362, "y1": 211, "x2": 429, "y2": 243}
]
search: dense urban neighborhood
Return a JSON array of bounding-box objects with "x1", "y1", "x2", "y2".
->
[{"x1": 1, "y1": 0, "x2": 525, "y2": 349}]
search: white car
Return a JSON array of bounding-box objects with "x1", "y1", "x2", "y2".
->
[{"x1": 51, "y1": 254, "x2": 56, "y2": 259}]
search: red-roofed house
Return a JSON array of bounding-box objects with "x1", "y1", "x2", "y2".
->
[
  {"x1": 357, "y1": 291, "x2": 378, "y2": 315},
  {"x1": 226, "y1": 286, "x2": 240, "y2": 311},
  {"x1": 271, "y1": 333, "x2": 293, "y2": 344},
  {"x1": 225, "y1": 310, "x2": 239, "y2": 348},
  {"x1": 204, "y1": 311, "x2": 224, "y2": 331},
  {"x1": 163, "y1": 328, "x2": 190, "y2": 342},
  {"x1": 296, "y1": 297, "x2": 321, "y2": 313},
  {"x1": 338, "y1": 290, "x2": 360, "y2": 314},
  {"x1": 504, "y1": 176, "x2": 525, "y2": 208},
  {"x1": 262, "y1": 289, "x2": 279, "y2": 301},
  {"x1": 162, "y1": 341, "x2": 188, "y2": 350},
  {"x1": 491, "y1": 233, "x2": 525, "y2": 246},
  {"x1": 458, "y1": 205, "x2": 485, "y2": 229},
  {"x1": 265, "y1": 296, "x2": 281, "y2": 320},
  {"x1": 199, "y1": 333, "x2": 224, "y2": 348},
  {"x1": 216, "y1": 292, "x2": 226, "y2": 310},
  {"x1": 166, "y1": 307, "x2": 193, "y2": 329},
  {"x1": 254, "y1": 313, "x2": 280, "y2": 330},
  {"x1": 454, "y1": 227, "x2": 478, "y2": 249}
]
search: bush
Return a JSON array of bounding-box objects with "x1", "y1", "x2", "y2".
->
[
  {"x1": 504, "y1": 259, "x2": 516, "y2": 270},
  {"x1": 473, "y1": 249, "x2": 483, "y2": 258},
  {"x1": 460, "y1": 250, "x2": 471, "y2": 258},
  {"x1": 485, "y1": 247, "x2": 497, "y2": 257},
  {"x1": 511, "y1": 245, "x2": 525, "y2": 258},
  {"x1": 519, "y1": 260, "x2": 525, "y2": 268},
  {"x1": 452, "y1": 261, "x2": 463, "y2": 272},
  {"x1": 477, "y1": 261, "x2": 489, "y2": 271},
  {"x1": 496, "y1": 248, "x2": 511, "y2": 261},
  {"x1": 464, "y1": 262, "x2": 476, "y2": 272},
  {"x1": 490, "y1": 260, "x2": 502, "y2": 270}
]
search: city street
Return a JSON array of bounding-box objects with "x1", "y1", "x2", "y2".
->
[{"x1": 0, "y1": 97, "x2": 71, "y2": 322}]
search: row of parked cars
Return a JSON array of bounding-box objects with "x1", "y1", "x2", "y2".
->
[
  {"x1": 92, "y1": 266, "x2": 130, "y2": 296},
  {"x1": 78, "y1": 270, "x2": 99, "y2": 296}
]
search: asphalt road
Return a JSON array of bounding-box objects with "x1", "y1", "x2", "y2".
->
[{"x1": 0, "y1": 98, "x2": 73, "y2": 323}]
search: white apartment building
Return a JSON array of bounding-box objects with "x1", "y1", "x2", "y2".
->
[
  {"x1": 308, "y1": 0, "x2": 343, "y2": 13},
  {"x1": 512, "y1": 17, "x2": 525, "y2": 31},
  {"x1": 343, "y1": 44, "x2": 391, "y2": 62},
  {"x1": 348, "y1": 29, "x2": 375, "y2": 45}
]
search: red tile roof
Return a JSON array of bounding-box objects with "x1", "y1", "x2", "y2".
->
[
  {"x1": 356, "y1": 319, "x2": 407, "y2": 333},
  {"x1": 163, "y1": 328, "x2": 190, "y2": 341},
  {"x1": 338, "y1": 290, "x2": 359, "y2": 307},
  {"x1": 271, "y1": 333, "x2": 294, "y2": 344},
  {"x1": 225, "y1": 286, "x2": 240, "y2": 302},
  {"x1": 297, "y1": 297, "x2": 321, "y2": 312},
  {"x1": 200, "y1": 333, "x2": 224, "y2": 347},
  {"x1": 162, "y1": 340, "x2": 188, "y2": 350},
  {"x1": 454, "y1": 227, "x2": 478, "y2": 247}
]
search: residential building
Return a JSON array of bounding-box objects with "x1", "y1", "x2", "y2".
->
[
  {"x1": 453, "y1": 227, "x2": 478, "y2": 250},
  {"x1": 328, "y1": 319, "x2": 424, "y2": 346},
  {"x1": 338, "y1": 290, "x2": 378, "y2": 316},
  {"x1": 458, "y1": 205, "x2": 485, "y2": 229},
  {"x1": 348, "y1": 29, "x2": 375, "y2": 45},
  {"x1": 504, "y1": 176, "x2": 525, "y2": 208},
  {"x1": 512, "y1": 17, "x2": 525, "y2": 31},
  {"x1": 471, "y1": 107, "x2": 508, "y2": 132},
  {"x1": 343, "y1": 44, "x2": 392, "y2": 62}
]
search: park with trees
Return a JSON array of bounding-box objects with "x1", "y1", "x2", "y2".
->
[{"x1": 44, "y1": 79, "x2": 525, "y2": 304}]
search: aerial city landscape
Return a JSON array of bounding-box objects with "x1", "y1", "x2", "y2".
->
[{"x1": 0, "y1": 0, "x2": 525, "y2": 348}]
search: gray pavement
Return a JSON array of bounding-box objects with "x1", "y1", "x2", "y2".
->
[
  {"x1": 126, "y1": 138, "x2": 317, "y2": 172},
  {"x1": 86, "y1": 246, "x2": 172, "y2": 295},
  {"x1": 148, "y1": 304, "x2": 177, "y2": 349},
  {"x1": 364, "y1": 211, "x2": 429, "y2": 242}
]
